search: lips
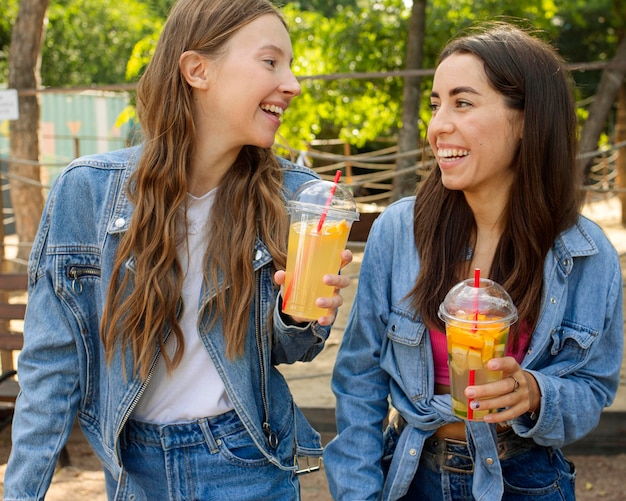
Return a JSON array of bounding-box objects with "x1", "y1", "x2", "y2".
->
[{"x1": 260, "y1": 103, "x2": 284, "y2": 119}]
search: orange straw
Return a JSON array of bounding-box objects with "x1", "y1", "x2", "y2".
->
[
  {"x1": 468, "y1": 268, "x2": 480, "y2": 420},
  {"x1": 316, "y1": 170, "x2": 342, "y2": 233},
  {"x1": 283, "y1": 170, "x2": 342, "y2": 312}
]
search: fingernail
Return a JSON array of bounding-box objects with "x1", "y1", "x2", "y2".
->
[
  {"x1": 470, "y1": 401, "x2": 480, "y2": 410},
  {"x1": 466, "y1": 389, "x2": 476, "y2": 398}
]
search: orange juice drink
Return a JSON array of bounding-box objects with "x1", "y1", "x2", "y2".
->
[
  {"x1": 438, "y1": 277, "x2": 517, "y2": 421},
  {"x1": 282, "y1": 218, "x2": 351, "y2": 320},
  {"x1": 446, "y1": 318, "x2": 510, "y2": 420},
  {"x1": 281, "y1": 178, "x2": 359, "y2": 321}
]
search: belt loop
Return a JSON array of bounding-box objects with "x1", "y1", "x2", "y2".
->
[{"x1": 198, "y1": 418, "x2": 220, "y2": 454}]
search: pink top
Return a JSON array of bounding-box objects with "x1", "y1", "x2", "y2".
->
[{"x1": 430, "y1": 325, "x2": 530, "y2": 386}]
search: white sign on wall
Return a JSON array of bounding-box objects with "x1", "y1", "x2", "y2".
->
[{"x1": 0, "y1": 89, "x2": 19, "y2": 120}]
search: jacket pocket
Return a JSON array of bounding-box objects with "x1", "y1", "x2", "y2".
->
[
  {"x1": 548, "y1": 320, "x2": 598, "y2": 376},
  {"x1": 384, "y1": 310, "x2": 429, "y2": 401},
  {"x1": 386, "y1": 310, "x2": 425, "y2": 346}
]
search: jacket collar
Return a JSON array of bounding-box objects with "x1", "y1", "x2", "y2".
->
[{"x1": 552, "y1": 216, "x2": 600, "y2": 276}]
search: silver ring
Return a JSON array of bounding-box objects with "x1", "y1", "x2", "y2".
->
[{"x1": 509, "y1": 375, "x2": 520, "y2": 393}]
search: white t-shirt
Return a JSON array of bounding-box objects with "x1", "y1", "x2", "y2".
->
[{"x1": 133, "y1": 189, "x2": 233, "y2": 422}]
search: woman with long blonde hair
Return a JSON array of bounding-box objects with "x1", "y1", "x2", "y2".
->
[{"x1": 5, "y1": 0, "x2": 351, "y2": 499}]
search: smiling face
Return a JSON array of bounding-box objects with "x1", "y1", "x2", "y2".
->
[
  {"x1": 427, "y1": 53, "x2": 523, "y2": 199},
  {"x1": 191, "y1": 13, "x2": 301, "y2": 152}
]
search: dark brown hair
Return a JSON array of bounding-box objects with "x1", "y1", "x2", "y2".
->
[{"x1": 410, "y1": 22, "x2": 583, "y2": 345}]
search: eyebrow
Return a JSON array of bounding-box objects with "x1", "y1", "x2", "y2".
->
[
  {"x1": 430, "y1": 86, "x2": 480, "y2": 99},
  {"x1": 259, "y1": 44, "x2": 294, "y2": 64}
]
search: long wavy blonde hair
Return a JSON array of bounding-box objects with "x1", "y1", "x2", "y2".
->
[{"x1": 101, "y1": 0, "x2": 289, "y2": 379}]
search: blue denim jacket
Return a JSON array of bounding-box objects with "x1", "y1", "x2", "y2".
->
[
  {"x1": 4, "y1": 146, "x2": 331, "y2": 500},
  {"x1": 324, "y1": 196, "x2": 623, "y2": 501}
]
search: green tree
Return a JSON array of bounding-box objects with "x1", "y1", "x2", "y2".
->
[
  {"x1": 7, "y1": 0, "x2": 49, "y2": 267},
  {"x1": 281, "y1": 0, "x2": 410, "y2": 150},
  {"x1": 41, "y1": 0, "x2": 161, "y2": 87},
  {"x1": 284, "y1": 0, "x2": 359, "y2": 18},
  {"x1": 0, "y1": 0, "x2": 19, "y2": 83},
  {"x1": 143, "y1": 0, "x2": 176, "y2": 17}
]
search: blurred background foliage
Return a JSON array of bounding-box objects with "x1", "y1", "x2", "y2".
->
[{"x1": 0, "y1": 0, "x2": 621, "y2": 152}]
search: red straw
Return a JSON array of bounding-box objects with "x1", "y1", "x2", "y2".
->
[
  {"x1": 473, "y1": 268, "x2": 480, "y2": 326},
  {"x1": 468, "y1": 268, "x2": 480, "y2": 420},
  {"x1": 316, "y1": 170, "x2": 342, "y2": 233},
  {"x1": 468, "y1": 369, "x2": 476, "y2": 420}
]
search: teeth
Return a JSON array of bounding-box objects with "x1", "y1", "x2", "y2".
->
[
  {"x1": 437, "y1": 148, "x2": 469, "y2": 159},
  {"x1": 260, "y1": 104, "x2": 284, "y2": 116}
]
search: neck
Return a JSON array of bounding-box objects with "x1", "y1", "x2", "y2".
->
[{"x1": 187, "y1": 147, "x2": 240, "y2": 197}]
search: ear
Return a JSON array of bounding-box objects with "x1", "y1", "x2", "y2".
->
[{"x1": 179, "y1": 51, "x2": 212, "y2": 90}]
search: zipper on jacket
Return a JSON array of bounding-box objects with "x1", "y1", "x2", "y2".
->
[
  {"x1": 66, "y1": 264, "x2": 101, "y2": 294},
  {"x1": 114, "y1": 343, "x2": 160, "y2": 465},
  {"x1": 114, "y1": 302, "x2": 180, "y2": 464},
  {"x1": 256, "y1": 275, "x2": 279, "y2": 449}
]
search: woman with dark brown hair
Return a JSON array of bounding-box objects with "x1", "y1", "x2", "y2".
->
[
  {"x1": 325, "y1": 22, "x2": 623, "y2": 500},
  {"x1": 5, "y1": 0, "x2": 351, "y2": 499}
]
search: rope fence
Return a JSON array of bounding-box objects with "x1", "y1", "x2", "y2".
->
[{"x1": 0, "y1": 137, "x2": 624, "y2": 267}]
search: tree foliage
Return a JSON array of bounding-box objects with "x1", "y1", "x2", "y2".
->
[
  {"x1": 0, "y1": 0, "x2": 19, "y2": 83},
  {"x1": 40, "y1": 0, "x2": 161, "y2": 87},
  {"x1": 283, "y1": 0, "x2": 359, "y2": 17},
  {"x1": 1, "y1": 0, "x2": 620, "y2": 153},
  {"x1": 281, "y1": 0, "x2": 410, "y2": 150}
]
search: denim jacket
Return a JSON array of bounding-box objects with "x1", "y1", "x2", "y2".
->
[
  {"x1": 4, "y1": 146, "x2": 331, "y2": 500},
  {"x1": 324, "y1": 196, "x2": 623, "y2": 501}
]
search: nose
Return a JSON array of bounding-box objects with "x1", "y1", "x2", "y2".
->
[
  {"x1": 428, "y1": 106, "x2": 454, "y2": 134},
  {"x1": 428, "y1": 107, "x2": 455, "y2": 138},
  {"x1": 280, "y1": 69, "x2": 301, "y2": 97}
]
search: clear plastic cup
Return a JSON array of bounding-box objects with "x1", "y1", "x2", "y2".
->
[
  {"x1": 282, "y1": 179, "x2": 359, "y2": 321},
  {"x1": 438, "y1": 278, "x2": 518, "y2": 420}
]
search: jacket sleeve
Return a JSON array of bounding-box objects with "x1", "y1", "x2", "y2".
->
[
  {"x1": 323, "y1": 217, "x2": 392, "y2": 500},
  {"x1": 270, "y1": 302, "x2": 330, "y2": 364},
  {"x1": 513, "y1": 237, "x2": 624, "y2": 447},
  {"x1": 4, "y1": 233, "x2": 82, "y2": 500}
]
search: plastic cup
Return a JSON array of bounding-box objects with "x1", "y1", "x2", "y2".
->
[
  {"x1": 438, "y1": 278, "x2": 518, "y2": 421},
  {"x1": 282, "y1": 179, "x2": 359, "y2": 321}
]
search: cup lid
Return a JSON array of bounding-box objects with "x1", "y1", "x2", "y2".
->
[
  {"x1": 438, "y1": 277, "x2": 518, "y2": 326},
  {"x1": 287, "y1": 179, "x2": 360, "y2": 221}
]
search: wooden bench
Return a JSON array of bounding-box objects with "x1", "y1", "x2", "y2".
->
[
  {"x1": 0, "y1": 273, "x2": 27, "y2": 425},
  {"x1": 0, "y1": 272, "x2": 71, "y2": 467}
]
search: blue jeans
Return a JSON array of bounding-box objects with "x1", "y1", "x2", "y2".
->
[
  {"x1": 401, "y1": 437, "x2": 576, "y2": 500},
  {"x1": 104, "y1": 410, "x2": 300, "y2": 500}
]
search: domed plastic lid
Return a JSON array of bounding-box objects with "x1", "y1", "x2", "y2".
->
[
  {"x1": 438, "y1": 277, "x2": 518, "y2": 326},
  {"x1": 287, "y1": 179, "x2": 359, "y2": 221}
]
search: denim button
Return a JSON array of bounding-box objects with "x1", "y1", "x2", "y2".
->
[
  {"x1": 409, "y1": 448, "x2": 417, "y2": 456},
  {"x1": 254, "y1": 250, "x2": 263, "y2": 260},
  {"x1": 485, "y1": 457, "x2": 494, "y2": 465},
  {"x1": 114, "y1": 217, "x2": 125, "y2": 228}
]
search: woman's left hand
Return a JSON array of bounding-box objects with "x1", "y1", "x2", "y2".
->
[
  {"x1": 274, "y1": 249, "x2": 353, "y2": 326},
  {"x1": 464, "y1": 356, "x2": 541, "y2": 423}
]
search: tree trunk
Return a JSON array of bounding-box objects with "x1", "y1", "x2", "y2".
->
[
  {"x1": 617, "y1": 82, "x2": 626, "y2": 225},
  {"x1": 577, "y1": 34, "x2": 626, "y2": 179},
  {"x1": 390, "y1": 0, "x2": 427, "y2": 202},
  {"x1": 7, "y1": 0, "x2": 50, "y2": 270}
]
